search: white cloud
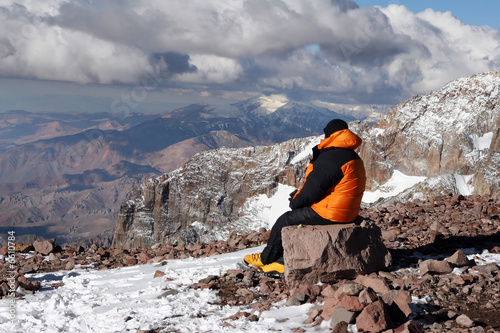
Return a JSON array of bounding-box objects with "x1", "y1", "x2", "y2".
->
[
  {"x1": 380, "y1": 5, "x2": 500, "y2": 94},
  {"x1": 0, "y1": 0, "x2": 498, "y2": 106},
  {"x1": 174, "y1": 54, "x2": 244, "y2": 84}
]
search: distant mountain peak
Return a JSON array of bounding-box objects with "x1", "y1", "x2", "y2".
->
[
  {"x1": 231, "y1": 94, "x2": 290, "y2": 116},
  {"x1": 257, "y1": 94, "x2": 289, "y2": 114}
]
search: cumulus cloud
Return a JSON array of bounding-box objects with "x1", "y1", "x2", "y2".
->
[{"x1": 0, "y1": 0, "x2": 498, "y2": 106}]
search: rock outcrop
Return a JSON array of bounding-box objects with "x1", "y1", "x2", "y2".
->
[
  {"x1": 357, "y1": 71, "x2": 500, "y2": 198},
  {"x1": 282, "y1": 222, "x2": 392, "y2": 286},
  {"x1": 112, "y1": 137, "x2": 315, "y2": 249}
]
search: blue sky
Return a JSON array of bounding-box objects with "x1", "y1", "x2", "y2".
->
[
  {"x1": 356, "y1": 0, "x2": 499, "y2": 29},
  {"x1": 0, "y1": 0, "x2": 498, "y2": 115}
]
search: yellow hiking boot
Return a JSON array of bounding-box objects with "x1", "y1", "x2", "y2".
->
[
  {"x1": 258, "y1": 262, "x2": 284, "y2": 279},
  {"x1": 243, "y1": 253, "x2": 264, "y2": 267}
]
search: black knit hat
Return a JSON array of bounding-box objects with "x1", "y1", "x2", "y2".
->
[{"x1": 323, "y1": 119, "x2": 348, "y2": 138}]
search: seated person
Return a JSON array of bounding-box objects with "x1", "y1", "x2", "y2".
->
[{"x1": 243, "y1": 119, "x2": 366, "y2": 277}]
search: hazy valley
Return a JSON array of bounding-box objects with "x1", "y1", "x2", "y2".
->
[{"x1": 0, "y1": 97, "x2": 353, "y2": 246}]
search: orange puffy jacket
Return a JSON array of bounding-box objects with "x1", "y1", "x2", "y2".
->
[{"x1": 289, "y1": 129, "x2": 366, "y2": 222}]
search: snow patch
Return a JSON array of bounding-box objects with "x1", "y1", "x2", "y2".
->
[
  {"x1": 259, "y1": 94, "x2": 288, "y2": 114},
  {"x1": 362, "y1": 170, "x2": 426, "y2": 203},
  {"x1": 453, "y1": 174, "x2": 474, "y2": 195},
  {"x1": 235, "y1": 184, "x2": 295, "y2": 231},
  {"x1": 290, "y1": 139, "x2": 316, "y2": 164},
  {"x1": 471, "y1": 132, "x2": 493, "y2": 150}
]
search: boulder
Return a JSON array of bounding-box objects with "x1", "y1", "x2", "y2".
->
[
  {"x1": 33, "y1": 239, "x2": 56, "y2": 255},
  {"x1": 282, "y1": 222, "x2": 391, "y2": 286}
]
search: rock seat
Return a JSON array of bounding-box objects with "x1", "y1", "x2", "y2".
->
[{"x1": 282, "y1": 218, "x2": 392, "y2": 286}]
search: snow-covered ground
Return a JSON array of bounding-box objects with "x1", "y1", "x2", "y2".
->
[
  {"x1": 0, "y1": 246, "x2": 317, "y2": 333},
  {"x1": 0, "y1": 169, "x2": 495, "y2": 332},
  {"x1": 1, "y1": 245, "x2": 500, "y2": 332}
]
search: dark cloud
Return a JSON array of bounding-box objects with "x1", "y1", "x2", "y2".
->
[
  {"x1": 150, "y1": 52, "x2": 197, "y2": 76},
  {"x1": 0, "y1": 0, "x2": 498, "y2": 108}
]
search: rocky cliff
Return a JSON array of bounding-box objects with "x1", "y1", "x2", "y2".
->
[
  {"x1": 113, "y1": 72, "x2": 500, "y2": 249},
  {"x1": 112, "y1": 137, "x2": 315, "y2": 249},
  {"x1": 357, "y1": 71, "x2": 500, "y2": 198}
]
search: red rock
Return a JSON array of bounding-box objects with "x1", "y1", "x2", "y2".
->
[
  {"x1": 282, "y1": 224, "x2": 391, "y2": 286},
  {"x1": 0, "y1": 282, "x2": 10, "y2": 296},
  {"x1": 359, "y1": 287, "x2": 378, "y2": 305},
  {"x1": 246, "y1": 314, "x2": 258, "y2": 322},
  {"x1": 125, "y1": 257, "x2": 138, "y2": 266},
  {"x1": 226, "y1": 311, "x2": 250, "y2": 321},
  {"x1": 446, "y1": 250, "x2": 474, "y2": 267},
  {"x1": 338, "y1": 295, "x2": 364, "y2": 312},
  {"x1": 17, "y1": 275, "x2": 41, "y2": 291},
  {"x1": 419, "y1": 259, "x2": 453, "y2": 275},
  {"x1": 33, "y1": 239, "x2": 55, "y2": 255},
  {"x1": 403, "y1": 274, "x2": 421, "y2": 288},
  {"x1": 154, "y1": 270, "x2": 165, "y2": 278},
  {"x1": 355, "y1": 300, "x2": 392, "y2": 333},
  {"x1": 292, "y1": 284, "x2": 321, "y2": 302},
  {"x1": 139, "y1": 252, "x2": 152, "y2": 264},
  {"x1": 320, "y1": 285, "x2": 337, "y2": 298},
  {"x1": 320, "y1": 296, "x2": 340, "y2": 321},
  {"x1": 0, "y1": 245, "x2": 8, "y2": 256},
  {"x1": 429, "y1": 221, "x2": 448, "y2": 234},
  {"x1": 305, "y1": 306, "x2": 322, "y2": 324},
  {"x1": 354, "y1": 275, "x2": 390, "y2": 294},
  {"x1": 392, "y1": 291, "x2": 412, "y2": 317}
]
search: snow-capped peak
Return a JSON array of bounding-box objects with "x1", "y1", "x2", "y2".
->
[{"x1": 258, "y1": 94, "x2": 289, "y2": 114}]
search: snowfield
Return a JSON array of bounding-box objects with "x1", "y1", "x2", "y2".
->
[
  {"x1": 0, "y1": 246, "x2": 316, "y2": 333},
  {"x1": 1, "y1": 245, "x2": 500, "y2": 332}
]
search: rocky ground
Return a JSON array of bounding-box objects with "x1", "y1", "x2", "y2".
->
[{"x1": 1, "y1": 193, "x2": 499, "y2": 332}]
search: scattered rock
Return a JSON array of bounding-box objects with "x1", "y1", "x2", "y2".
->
[
  {"x1": 1, "y1": 194, "x2": 499, "y2": 332},
  {"x1": 394, "y1": 320, "x2": 424, "y2": 333},
  {"x1": 158, "y1": 289, "x2": 179, "y2": 298},
  {"x1": 446, "y1": 250, "x2": 475, "y2": 267},
  {"x1": 65, "y1": 259, "x2": 76, "y2": 271},
  {"x1": 332, "y1": 320, "x2": 349, "y2": 333}
]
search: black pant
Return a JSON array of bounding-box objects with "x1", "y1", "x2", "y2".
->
[{"x1": 260, "y1": 207, "x2": 339, "y2": 265}]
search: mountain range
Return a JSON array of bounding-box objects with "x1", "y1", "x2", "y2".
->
[
  {"x1": 2, "y1": 72, "x2": 498, "y2": 247},
  {"x1": 0, "y1": 97, "x2": 353, "y2": 246},
  {"x1": 112, "y1": 72, "x2": 500, "y2": 249}
]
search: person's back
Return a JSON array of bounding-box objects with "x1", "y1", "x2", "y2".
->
[
  {"x1": 243, "y1": 119, "x2": 366, "y2": 278},
  {"x1": 290, "y1": 126, "x2": 366, "y2": 222}
]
